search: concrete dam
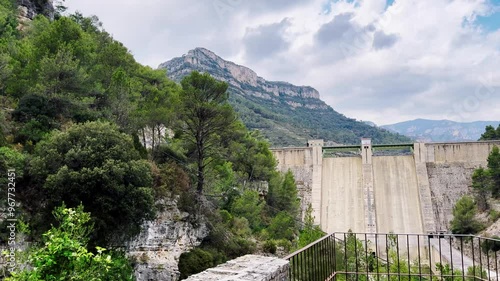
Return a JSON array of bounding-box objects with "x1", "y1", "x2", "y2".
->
[{"x1": 272, "y1": 139, "x2": 500, "y2": 234}]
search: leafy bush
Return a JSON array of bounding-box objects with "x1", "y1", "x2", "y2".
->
[
  {"x1": 263, "y1": 240, "x2": 277, "y2": 254},
  {"x1": 26, "y1": 121, "x2": 155, "y2": 246},
  {"x1": 466, "y1": 265, "x2": 487, "y2": 281},
  {"x1": 6, "y1": 205, "x2": 135, "y2": 281},
  {"x1": 178, "y1": 248, "x2": 215, "y2": 280},
  {"x1": 276, "y1": 239, "x2": 293, "y2": 252},
  {"x1": 490, "y1": 209, "x2": 500, "y2": 222},
  {"x1": 267, "y1": 211, "x2": 296, "y2": 240},
  {"x1": 297, "y1": 204, "x2": 324, "y2": 248},
  {"x1": 231, "y1": 190, "x2": 264, "y2": 231},
  {"x1": 450, "y1": 196, "x2": 483, "y2": 234}
]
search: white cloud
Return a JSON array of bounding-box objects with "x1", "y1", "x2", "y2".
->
[{"x1": 65, "y1": 0, "x2": 500, "y2": 125}]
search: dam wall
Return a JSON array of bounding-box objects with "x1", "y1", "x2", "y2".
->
[
  {"x1": 271, "y1": 140, "x2": 323, "y2": 223},
  {"x1": 272, "y1": 140, "x2": 500, "y2": 234},
  {"x1": 321, "y1": 157, "x2": 364, "y2": 233},
  {"x1": 372, "y1": 156, "x2": 423, "y2": 234}
]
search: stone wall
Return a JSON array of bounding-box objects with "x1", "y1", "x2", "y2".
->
[
  {"x1": 428, "y1": 141, "x2": 500, "y2": 164},
  {"x1": 426, "y1": 162, "x2": 481, "y2": 231},
  {"x1": 184, "y1": 255, "x2": 289, "y2": 281}
]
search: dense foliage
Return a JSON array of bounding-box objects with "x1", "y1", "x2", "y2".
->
[
  {"x1": 479, "y1": 124, "x2": 500, "y2": 141},
  {"x1": 229, "y1": 92, "x2": 412, "y2": 146},
  {"x1": 6, "y1": 205, "x2": 135, "y2": 281},
  {"x1": 0, "y1": 2, "x2": 307, "y2": 279},
  {"x1": 450, "y1": 123, "x2": 500, "y2": 234},
  {"x1": 25, "y1": 121, "x2": 155, "y2": 246},
  {"x1": 450, "y1": 195, "x2": 483, "y2": 234}
]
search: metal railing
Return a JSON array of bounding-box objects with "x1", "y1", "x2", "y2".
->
[{"x1": 285, "y1": 232, "x2": 500, "y2": 281}]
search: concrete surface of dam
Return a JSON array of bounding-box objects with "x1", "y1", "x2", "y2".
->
[
  {"x1": 321, "y1": 157, "x2": 364, "y2": 233},
  {"x1": 271, "y1": 139, "x2": 500, "y2": 234},
  {"x1": 372, "y1": 156, "x2": 423, "y2": 234}
]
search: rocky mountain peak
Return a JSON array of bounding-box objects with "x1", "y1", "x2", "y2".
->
[{"x1": 160, "y1": 48, "x2": 321, "y2": 101}]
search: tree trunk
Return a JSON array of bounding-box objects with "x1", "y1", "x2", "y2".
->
[
  {"x1": 142, "y1": 129, "x2": 146, "y2": 148},
  {"x1": 197, "y1": 135, "x2": 204, "y2": 194},
  {"x1": 157, "y1": 125, "x2": 162, "y2": 146},
  {"x1": 151, "y1": 125, "x2": 155, "y2": 152}
]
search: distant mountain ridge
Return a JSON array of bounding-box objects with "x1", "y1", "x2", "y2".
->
[
  {"x1": 159, "y1": 48, "x2": 410, "y2": 146},
  {"x1": 160, "y1": 48, "x2": 325, "y2": 109},
  {"x1": 381, "y1": 119, "x2": 500, "y2": 142}
]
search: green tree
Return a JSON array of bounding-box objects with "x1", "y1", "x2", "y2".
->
[
  {"x1": 488, "y1": 146, "x2": 500, "y2": 198},
  {"x1": 0, "y1": 0, "x2": 18, "y2": 50},
  {"x1": 6, "y1": 205, "x2": 135, "y2": 281},
  {"x1": 228, "y1": 129, "x2": 277, "y2": 181},
  {"x1": 450, "y1": 195, "x2": 482, "y2": 234},
  {"x1": 480, "y1": 125, "x2": 500, "y2": 141},
  {"x1": 471, "y1": 167, "x2": 490, "y2": 211},
  {"x1": 133, "y1": 68, "x2": 179, "y2": 153},
  {"x1": 267, "y1": 170, "x2": 300, "y2": 216},
  {"x1": 26, "y1": 121, "x2": 155, "y2": 246},
  {"x1": 297, "y1": 204, "x2": 324, "y2": 248},
  {"x1": 231, "y1": 190, "x2": 264, "y2": 230},
  {"x1": 178, "y1": 71, "x2": 236, "y2": 193},
  {"x1": 34, "y1": 47, "x2": 89, "y2": 97},
  {"x1": 267, "y1": 211, "x2": 296, "y2": 240}
]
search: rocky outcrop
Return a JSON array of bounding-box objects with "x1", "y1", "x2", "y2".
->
[
  {"x1": 127, "y1": 199, "x2": 208, "y2": 281},
  {"x1": 17, "y1": 0, "x2": 55, "y2": 22},
  {"x1": 160, "y1": 48, "x2": 325, "y2": 109},
  {"x1": 16, "y1": 0, "x2": 55, "y2": 28}
]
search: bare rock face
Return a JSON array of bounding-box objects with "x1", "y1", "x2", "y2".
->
[
  {"x1": 127, "y1": 199, "x2": 208, "y2": 281},
  {"x1": 427, "y1": 162, "x2": 481, "y2": 230},
  {"x1": 160, "y1": 48, "x2": 324, "y2": 109},
  {"x1": 16, "y1": 0, "x2": 54, "y2": 29}
]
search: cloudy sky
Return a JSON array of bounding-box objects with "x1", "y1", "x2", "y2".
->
[{"x1": 65, "y1": 0, "x2": 500, "y2": 126}]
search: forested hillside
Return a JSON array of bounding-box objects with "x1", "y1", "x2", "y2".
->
[{"x1": 0, "y1": 1, "x2": 320, "y2": 279}]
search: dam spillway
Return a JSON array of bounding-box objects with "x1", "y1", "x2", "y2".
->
[
  {"x1": 321, "y1": 157, "x2": 364, "y2": 233},
  {"x1": 372, "y1": 155, "x2": 423, "y2": 234},
  {"x1": 271, "y1": 139, "x2": 500, "y2": 234}
]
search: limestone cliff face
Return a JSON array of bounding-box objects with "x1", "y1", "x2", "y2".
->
[
  {"x1": 127, "y1": 199, "x2": 208, "y2": 281},
  {"x1": 160, "y1": 48, "x2": 324, "y2": 109},
  {"x1": 16, "y1": 0, "x2": 54, "y2": 28}
]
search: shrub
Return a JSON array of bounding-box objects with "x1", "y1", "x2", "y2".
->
[
  {"x1": 6, "y1": 205, "x2": 135, "y2": 281},
  {"x1": 450, "y1": 196, "x2": 483, "y2": 234},
  {"x1": 178, "y1": 248, "x2": 214, "y2": 280},
  {"x1": 263, "y1": 240, "x2": 277, "y2": 254},
  {"x1": 490, "y1": 209, "x2": 500, "y2": 222},
  {"x1": 267, "y1": 211, "x2": 296, "y2": 240},
  {"x1": 276, "y1": 239, "x2": 293, "y2": 253},
  {"x1": 481, "y1": 236, "x2": 500, "y2": 253}
]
